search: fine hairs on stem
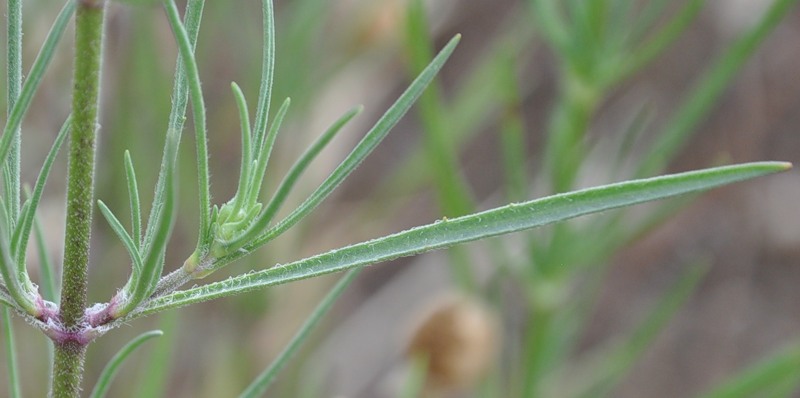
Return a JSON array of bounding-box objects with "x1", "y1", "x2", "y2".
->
[{"x1": 0, "y1": 0, "x2": 796, "y2": 397}]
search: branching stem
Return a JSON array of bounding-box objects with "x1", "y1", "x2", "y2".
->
[{"x1": 52, "y1": 2, "x2": 106, "y2": 397}]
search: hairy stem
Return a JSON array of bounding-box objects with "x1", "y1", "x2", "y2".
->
[
  {"x1": 53, "y1": 1, "x2": 106, "y2": 396},
  {"x1": 52, "y1": 342, "x2": 87, "y2": 398},
  {"x1": 5, "y1": 0, "x2": 22, "y2": 218}
]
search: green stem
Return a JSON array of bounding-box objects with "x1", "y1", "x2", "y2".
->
[
  {"x1": 52, "y1": 342, "x2": 87, "y2": 398},
  {"x1": 544, "y1": 75, "x2": 596, "y2": 194},
  {"x1": 4, "y1": 2, "x2": 23, "y2": 396},
  {"x1": 520, "y1": 305, "x2": 553, "y2": 397},
  {"x1": 5, "y1": 0, "x2": 22, "y2": 219},
  {"x1": 53, "y1": 2, "x2": 106, "y2": 397}
]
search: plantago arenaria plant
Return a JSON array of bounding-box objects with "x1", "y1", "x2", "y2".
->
[{"x1": 0, "y1": 0, "x2": 793, "y2": 397}]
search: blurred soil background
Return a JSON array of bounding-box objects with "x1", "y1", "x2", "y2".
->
[{"x1": 1, "y1": 0, "x2": 800, "y2": 397}]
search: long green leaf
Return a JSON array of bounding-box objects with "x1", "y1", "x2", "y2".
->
[
  {"x1": 246, "y1": 97, "x2": 290, "y2": 208},
  {"x1": 251, "y1": 0, "x2": 276, "y2": 162},
  {"x1": 88, "y1": 330, "x2": 163, "y2": 398},
  {"x1": 248, "y1": 0, "x2": 277, "y2": 201},
  {"x1": 129, "y1": 162, "x2": 789, "y2": 318},
  {"x1": 144, "y1": 0, "x2": 204, "y2": 252},
  {"x1": 163, "y1": 0, "x2": 211, "y2": 244},
  {"x1": 33, "y1": 215, "x2": 57, "y2": 301},
  {"x1": 124, "y1": 151, "x2": 142, "y2": 248},
  {"x1": 229, "y1": 82, "x2": 254, "y2": 214},
  {"x1": 0, "y1": 1, "x2": 75, "y2": 181},
  {"x1": 12, "y1": 117, "x2": 70, "y2": 267},
  {"x1": 238, "y1": 268, "x2": 360, "y2": 398}
]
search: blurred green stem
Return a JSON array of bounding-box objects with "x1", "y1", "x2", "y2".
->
[
  {"x1": 4, "y1": 1, "x2": 23, "y2": 397},
  {"x1": 545, "y1": 75, "x2": 597, "y2": 194},
  {"x1": 521, "y1": 305, "x2": 555, "y2": 397},
  {"x1": 52, "y1": 1, "x2": 106, "y2": 397},
  {"x1": 406, "y1": 0, "x2": 476, "y2": 292}
]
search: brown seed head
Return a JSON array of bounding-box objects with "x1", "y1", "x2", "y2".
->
[{"x1": 406, "y1": 293, "x2": 499, "y2": 392}]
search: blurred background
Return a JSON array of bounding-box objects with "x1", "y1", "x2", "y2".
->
[{"x1": 2, "y1": 0, "x2": 800, "y2": 397}]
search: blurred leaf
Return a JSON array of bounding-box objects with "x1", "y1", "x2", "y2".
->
[
  {"x1": 88, "y1": 330, "x2": 163, "y2": 398},
  {"x1": 238, "y1": 268, "x2": 360, "y2": 398},
  {"x1": 131, "y1": 314, "x2": 180, "y2": 398},
  {"x1": 570, "y1": 264, "x2": 707, "y2": 398},
  {"x1": 2, "y1": 309, "x2": 22, "y2": 398},
  {"x1": 636, "y1": 0, "x2": 798, "y2": 177},
  {"x1": 697, "y1": 344, "x2": 800, "y2": 398}
]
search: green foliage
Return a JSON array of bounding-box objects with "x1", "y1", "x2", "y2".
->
[{"x1": 0, "y1": 0, "x2": 796, "y2": 397}]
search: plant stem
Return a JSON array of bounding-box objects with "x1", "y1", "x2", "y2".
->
[
  {"x1": 5, "y1": 0, "x2": 22, "y2": 218},
  {"x1": 4, "y1": 1, "x2": 23, "y2": 396},
  {"x1": 53, "y1": 1, "x2": 106, "y2": 396},
  {"x1": 52, "y1": 341, "x2": 87, "y2": 398}
]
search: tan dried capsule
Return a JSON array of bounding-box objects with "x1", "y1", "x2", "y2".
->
[{"x1": 405, "y1": 293, "x2": 499, "y2": 393}]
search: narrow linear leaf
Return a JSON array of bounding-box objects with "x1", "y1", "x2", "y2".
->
[
  {"x1": 2, "y1": 308, "x2": 22, "y2": 398},
  {"x1": 12, "y1": 116, "x2": 70, "y2": 267},
  {"x1": 697, "y1": 344, "x2": 800, "y2": 398},
  {"x1": 98, "y1": 201, "x2": 143, "y2": 274},
  {"x1": 0, "y1": 1, "x2": 75, "y2": 175},
  {"x1": 163, "y1": 0, "x2": 211, "y2": 242},
  {"x1": 252, "y1": 34, "x2": 461, "y2": 249},
  {"x1": 226, "y1": 105, "x2": 360, "y2": 251},
  {"x1": 33, "y1": 215, "x2": 58, "y2": 301},
  {"x1": 230, "y1": 82, "x2": 254, "y2": 213},
  {"x1": 9, "y1": 200, "x2": 30, "y2": 264},
  {"x1": 246, "y1": 97, "x2": 290, "y2": 208},
  {"x1": 131, "y1": 162, "x2": 789, "y2": 317},
  {"x1": 239, "y1": 268, "x2": 360, "y2": 398},
  {"x1": 124, "y1": 151, "x2": 142, "y2": 248},
  {"x1": 88, "y1": 330, "x2": 163, "y2": 398},
  {"x1": 252, "y1": 0, "x2": 276, "y2": 160},
  {"x1": 144, "y1": 0, "x2": 204, "y2": 252}
]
